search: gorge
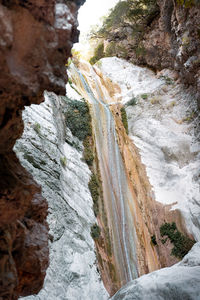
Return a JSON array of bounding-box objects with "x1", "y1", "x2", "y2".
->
[{"x1": 0, "y1": 0, "x2": 200, "y2": 299}]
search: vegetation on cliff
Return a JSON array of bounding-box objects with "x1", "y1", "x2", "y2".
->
[
  {"x1": 88, "y1": 0, "x2": 200, "y2": 99},
  {"x1": 64, "y1": 98, "x2": 92, "y2": 141},
  {"x1": 89, "y1": 0, "x2": 159, "y2": 63},
  {"x1": 88, "y1": 173, "x2": 100, "y2": 216},
  {"x1": 160, "y1": 222, "x2": 195, "y2": 259},
  {"x1": 91, "y1": 223, "x2": 101, "y2": 239},
  {"x1": 120, "y1": 107, "x2": 129, "y2": 134}
]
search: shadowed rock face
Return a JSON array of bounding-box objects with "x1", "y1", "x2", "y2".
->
[
  {"x1": 143, "y1": 1, "x2": 200, "y2": 99},
  {"x1": 0, "y1": 0, "x2": 85, "y2": 299},
  {"x1": 104, "y1": 1, "x2": 200, "y2": 100},
  {"x1": 145, "y1": 1, "x2": 200, "y2": 99}
]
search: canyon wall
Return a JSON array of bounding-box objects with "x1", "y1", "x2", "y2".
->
[
  {"x1": 14, "y1": 92, "x2": 108, "y2": 300},
  {"x1": 0, "y1": 0, "x2": 85, "y2": 298}
]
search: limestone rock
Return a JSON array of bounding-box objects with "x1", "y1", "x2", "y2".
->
[{"x1": 15, "y1": 92, "x2": 108, "y2": 300}]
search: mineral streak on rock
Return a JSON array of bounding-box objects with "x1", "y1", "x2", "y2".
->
[{"x1": 0, "y1": 0, "x2": 85, "y2": 299}]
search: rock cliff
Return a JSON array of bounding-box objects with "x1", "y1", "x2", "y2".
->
[
  {"x1": 92, "y1": 0, "x2": 200, "y2": 100},
  {"x1": 0, "y1": 0, "x2": 85, "y2": 298}
]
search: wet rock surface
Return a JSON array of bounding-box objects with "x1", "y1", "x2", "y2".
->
[{"x1": 0, "y1": 0, "x2": 85, "y2": 298}]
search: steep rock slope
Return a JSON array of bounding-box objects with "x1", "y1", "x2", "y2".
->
[
  {"x1": 0, "y1": 0, "x2": 85, "y2": 298},
  {"x1": 14, "y1": 93, "x2": 108, "y2": 300},
  {"x1": 112, "y1": 242, "x2": 200, "y2": 300}
]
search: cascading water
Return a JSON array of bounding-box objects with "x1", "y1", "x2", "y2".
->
[{"x1": 70, "y1": 64, "x2": 139, "y2": 285}]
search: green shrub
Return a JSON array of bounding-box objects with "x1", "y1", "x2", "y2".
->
[
  {"x1": 126, "y1": 97, "x2": 137, "y2": 106},
  {"x1": 116, "y1": 45, "x2": 129, "y2": 59},
  {"x1": 104, "y1": 42, "x2": 117, "y2": 57},
  {"x1": 151, "y1": 235, "x2": 157, "y2": 245},
  {"x1": 94, "y1": 0, "x2": 159, "y2": 38},
  {"x1": 88, "y1": 173, "x2": 100, "y2": 216},
  {"x1": 160, "y1": 222, "x2": 195, "y2": 259},
  {"x1": 64, "y1": 98, "x2": 92, "y2": 141},
  {"x1": 90, "y1": 0, "x2": 159, "y2": 60},
  {"x1": 89, "y1": 43, "x2": 105, "y2": 65},
  {"x1": 60, "y1": 156, "x2": 67, "y2": 168},
  {"x1": 141, "y1": 94, "x2": 148, "y2": 99},
  {"x1": 135, "y1": 45, "x2": 146, "y2": 57},
  {"x1": 83, "y1": 137, "x2": 94, "y2": 166},
  {"x1": 120, "y1": 107, "x2": 129, "y2": 134},
  {"x1": 33, "y1": 123, "x2": 41, "y2": 134},
  {"x1": 159, "y1": 75, "x2": 174, "y2": 85},
  {"x1": 161, "y1": 238, "x2": 168, "y2": 244},
  {"x1": 91, "y1": 223, "x2": 101, "y2": 240},
  {"x1": 177, "y1": 0, "x2": 195, "y2": 7}
]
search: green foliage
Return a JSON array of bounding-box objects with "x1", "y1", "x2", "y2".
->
[
  {"x1": 33, "y1": 123, "x2": 41, "y2": 134},
  {"x1": 104, "y1": 42, "x2": 116, "y2": 57},
  {"x1": 91, "y1": 223, "x2": 101, "y2": 240},
  {"x1": 89, "y1": 43, "x2": 105, "y2": 65},
  {"x1": 120, "y1": 107, "x2": 129, "y2": 134},
  {"x1": 159, "y1": 75, "x2": 174, "y2": 85},
  {"x1": 65, "y1": 57, "x2": 72, "y2": 67},
  {"x1": 60, "y1": 156, "x2": 67, "y2": 168},
  {"x1": 141, "y1": 94, "x2": 148, "y2": 99},
  {"x1": 182, "y1": 111, "x2": 196, "y2": 122},
  {"x1": 65, "y1": 98, "x2": 92, "y2": 141},
  {"x1": 161, "y1": 238, "x2": 168, "y2": 244},
  {"x1": 160, "y1": 222, "x2": 195, "y2": 259},
  {"x1": 99, "y1": 1, "x2": 130, "y2": 34},
  {"x1": 96, "y1": 0, "x2": 159, "y2": 38},
  {"x1": 151, "y1": 235, "x2": 157, "y2": 245},
  {"x1": 83, "y1": 137, "x2": 94, "y2": 166},
  {"x1": 135, "y1": 45, "x2": 146, "y2": 57},
  {"x1": 68, "y1": 77, "x2": 73, "y2": 85},
  {"x1": 88, "y1": 173, "x2": 100, "y2": 216},
  {"x1": 177, "y1": 0, "x2": 195, "y2": 8},
  {"x1": 126, "y1": 97, "x2": 137, "y2": 106},
  {"x1": 116, "y1": 44, "x2": 129, "y2": 59},
  {"x1": 90, "y1": 0, "x2": 159, "y2": 60}
]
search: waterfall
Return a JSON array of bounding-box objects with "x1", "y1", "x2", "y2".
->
[{"x1": 70, "y1": 63, "x2": 139, "y2": 285}]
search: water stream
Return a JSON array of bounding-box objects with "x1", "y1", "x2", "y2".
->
[{"x1": 71, "y1": 64, "x2": 138, "y2": 285}]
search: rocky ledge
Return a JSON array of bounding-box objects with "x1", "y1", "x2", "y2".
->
[{"x1": 0, "y1": 0, "x2": 85, "y2": 299}]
